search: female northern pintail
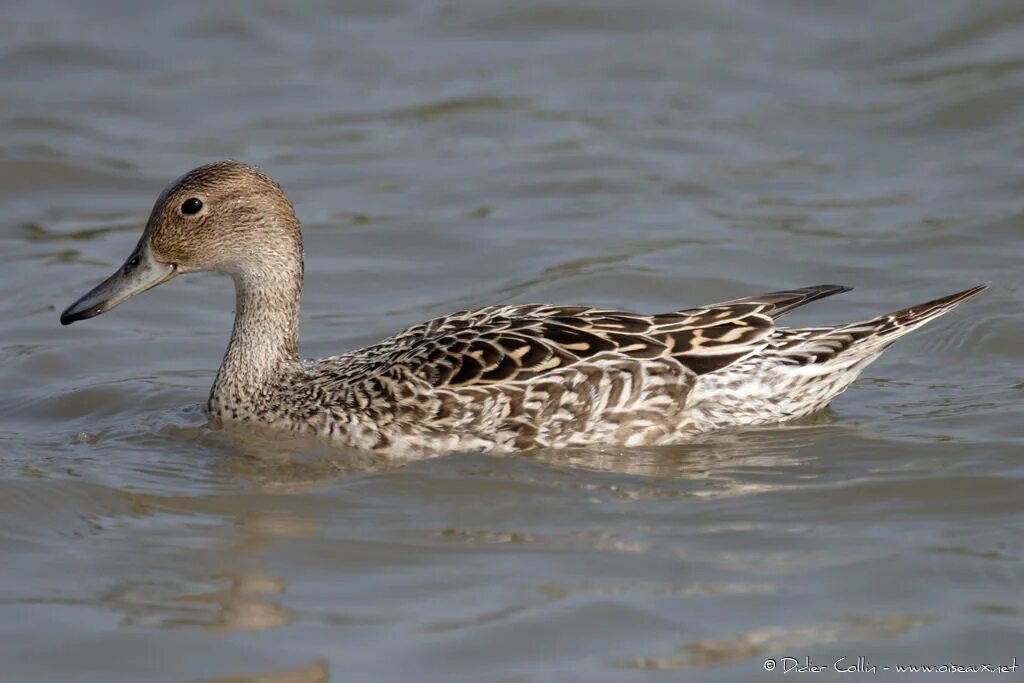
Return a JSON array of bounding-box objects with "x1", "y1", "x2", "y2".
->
[{"x1": 61, "y1": 161, "x2": 986, "y2": 457}]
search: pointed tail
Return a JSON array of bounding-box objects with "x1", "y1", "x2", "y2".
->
[{"x1": 842, "y1": 283, "x2": 988, "y2": 350}]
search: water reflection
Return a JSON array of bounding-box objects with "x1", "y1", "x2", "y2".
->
[
  {"x1": 103, "y1": 489, "x2": 315, "y2": 633},
  {"x1": 94, "y1": 569, "x2": 294, "y2": 633},
  {"x1": 611, "y1": 614, "x2": 934, "y2": 671},
  {"x1": 217, "y1": 422, "x2": 402, "y2": 487},
  {"x1": 214, "y1": 404, "x2": 846, "y2": 480},
  {"x1": 127, "y1": 569, "x2": 294, "y2": 634},
  {"x1": 165, "y1": 572, "x2": 294, "y2": 633},
  {"x1": 101, "y1": 466, "x2": 331, "y2": 678},
  {"x1": 199, "y1": 660, "x2": 330, "y2": 683},
  {"x1": 523, "y1": 411, "x2": 843, "y2": 481}
]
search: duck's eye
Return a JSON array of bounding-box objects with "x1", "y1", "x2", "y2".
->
[{"x1": 181, "y1": 197, "x2": 204, "y2": 215}]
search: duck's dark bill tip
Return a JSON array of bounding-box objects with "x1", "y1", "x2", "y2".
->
[{"x1": 60, "y1": 303, "x2": 104, "y2": 325}]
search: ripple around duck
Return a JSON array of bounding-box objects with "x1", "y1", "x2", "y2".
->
[
  {"x1": 260, "y1": 95, "x2": 537, "y2": 129},
  {"x1": 0, "y1": 158, "x2": 151, "y2": 214},
  {"x1": 0, "y1": 477, "x2": 134, "y2": 543},
  {"x1": 435, "y1": 1, "x2": 703, "y2": 36},
  {"x1": 0, "y1": 42, "x2": 139, "y2": 75},
  {"x1": 910, "y1": 306, "x2": 1021, "y2": 360},
  {"x1": 18, "y1": 218, "x2": 143, "y2": 243},
  {"x1": 879, "y1": 57, "x2": 1024, "y2": 88},
  {"x1": 419, "y1": 579, "x2": 775, "y2": 635}
]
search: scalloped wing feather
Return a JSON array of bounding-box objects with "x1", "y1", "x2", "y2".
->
[{"x1": 332, "y1": 285, "x2": 853, "y2": 391}]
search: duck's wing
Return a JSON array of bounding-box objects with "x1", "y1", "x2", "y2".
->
[
  {"x1": 366, "y1": 285, "x2": 853, "y2": 388},
  {"x1": 695, "y1": 284, "x2": 852, "y2": 318},
  {"x1": 650, "y1": 284, "x2": 853, "y2": 373}
]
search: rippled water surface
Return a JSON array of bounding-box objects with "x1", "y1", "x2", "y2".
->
[{"x1": 2, "y1": 1, "x2": 1023, "y2": 681}]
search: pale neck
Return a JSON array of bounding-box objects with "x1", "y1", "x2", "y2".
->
[{"x1": 211, "y1": 258, "x2": 303, "y2": 408}]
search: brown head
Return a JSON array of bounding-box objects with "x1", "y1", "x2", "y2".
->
[{"x1": 60, "y1": 161, "x2": 302, "y2": 325}]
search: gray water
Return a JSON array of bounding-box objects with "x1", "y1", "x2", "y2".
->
[{"x1": 2, "y1": 1, "x2": 1023, "y2": 681}]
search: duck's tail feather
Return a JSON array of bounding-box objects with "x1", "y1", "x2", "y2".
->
[
  {"x1": 764, "y1": 284, "x2": 988, "y2": 367},
  {"x1": 712, "y1": 284, "x2": 853, "y2": 319},
  {"x1": 841, "y1": 283, "x2": 989, "y2": 351}
]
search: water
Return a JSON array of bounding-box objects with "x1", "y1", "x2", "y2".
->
[{"x1": 2, "y1": 1, "x2": 1023, "y2": 681}]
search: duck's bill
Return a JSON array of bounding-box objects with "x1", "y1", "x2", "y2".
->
[{"x1": 60, "y1": 247, "x2": 177, "y2": 325}]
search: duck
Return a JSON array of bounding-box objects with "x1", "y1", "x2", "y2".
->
[{"x1": 60, "y1": 161, "x2": 986, "y2": 457}]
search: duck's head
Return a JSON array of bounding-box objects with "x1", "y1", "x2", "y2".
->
[{"x1": 60, "y1": 161, "x2": 301, "y2": 325}]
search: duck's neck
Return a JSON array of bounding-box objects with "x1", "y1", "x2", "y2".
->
[{"x1": 210, "y1": 258, "x2": 303, "y2": 416}]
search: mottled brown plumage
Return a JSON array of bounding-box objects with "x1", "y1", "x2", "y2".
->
[{"x1": 60, "y1": 161, "x2": 987, "y2": 457}]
